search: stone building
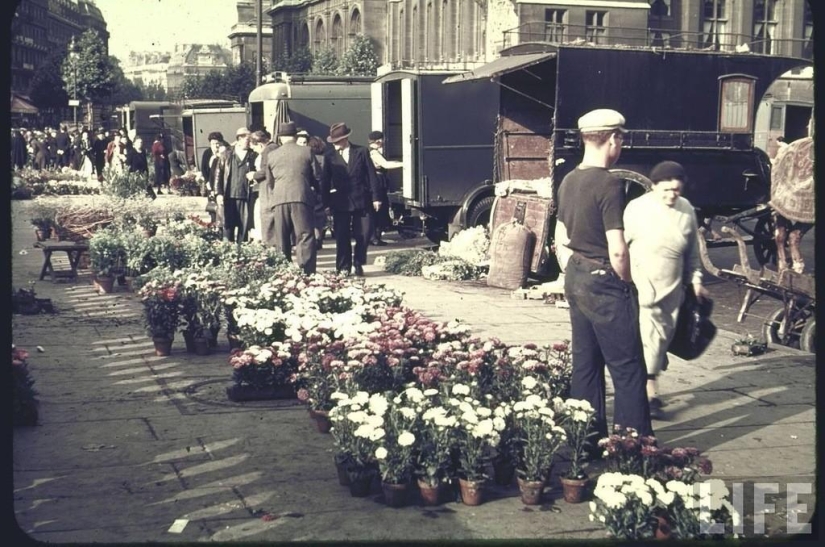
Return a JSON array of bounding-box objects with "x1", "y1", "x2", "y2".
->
[
  {"x1": 11, "y1": 0, "x2": 109, "y2": 96},
  {"x1": 122, "y1": 52, "x2": 172, "y2": 90},
  {"x1": 230, "y1": 0, "x2": 274, "y2": 66},
  {"x1": 257, "y1": 0, "x2": 812, "y2": 73},
  {"x1": 165, "y1": 44, "x2": 234, "y2": 96}
]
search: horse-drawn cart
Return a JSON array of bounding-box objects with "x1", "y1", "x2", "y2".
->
[{"x1": 697, "y1": 223, "x2": 815, "y2": 353}]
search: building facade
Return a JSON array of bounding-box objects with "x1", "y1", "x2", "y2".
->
[
  {"x1": 230, "y1": 0, "x2": 274, "y2": 66},
  {"x1": 11, "y1": 0, "x2": 109, "y2": 97},
  {"x1": 258, "y1": 0, "x2": 812, "y2": 74},
  {"x1": 122, "y1": 52, "x2": 172, "y2": 90},
  {"x1": 165, "y1": 44, "x2": 234, "y2": 96}
]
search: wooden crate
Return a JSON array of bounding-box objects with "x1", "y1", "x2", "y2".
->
[{"x1": 490, "y1": 192, "x2": 557, "y2": 274}]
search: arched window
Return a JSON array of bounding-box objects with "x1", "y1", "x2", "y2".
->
[
  {"x1": 314, "y1": 18, "x2": 326, "y2": 52},
  {"x1": 299, "y1": 22, "x2": 310, "y2": 49},
  {"x1": 332, "y1": 13, "x2": 343, "y2": 57},
  {"x1": 350, "y1": 8, "x2": 362, "y2": 36}
]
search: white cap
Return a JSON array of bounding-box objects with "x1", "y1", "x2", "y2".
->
[{"x1": 577, "y1": 109, "x2": 627, "y2": 133}]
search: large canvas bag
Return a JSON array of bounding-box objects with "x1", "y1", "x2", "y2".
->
[{"x1": 486, "y1": 220, "x2": 535, "y2": 290}]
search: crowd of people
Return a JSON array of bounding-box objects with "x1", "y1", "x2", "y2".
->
[{"x1": 201, "y1": 121, "x2": 399, "y2": 277}]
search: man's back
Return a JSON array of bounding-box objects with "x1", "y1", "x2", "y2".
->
[{"x1": 266, "y1": 142, "x2": 316, "y2": 206}]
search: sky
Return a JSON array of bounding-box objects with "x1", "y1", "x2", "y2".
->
[{"x1": 95, "y1": 0, "x2": 239, "y2": 62}]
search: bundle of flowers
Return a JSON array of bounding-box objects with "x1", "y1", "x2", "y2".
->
[
  {"x1": 438, "y1": 225, "x2": 490, "y2": 267},
  {"x1": 365, "y1": 390, "x2": 421, "y2": 485},
  {"x1": 589, "y1": 473, "x2": 740, "y2": 540},
  {"x1": 511, "y1": 391, "x2": 567, "y2": 483},
  {"x1": 597, "y1": 426, "x2": 713, "y2": 484},
  {"x1": 380, "y1": 249, "x2": 460, "y2": 277},
  {"x1": 138, "y1": 276, "x2": 182, "y2": 339},
  {"x1": 230, "y1": 342, "x2": 300, "y2": 390},
  {"x1": 169, "y1": 172, "x2": 201, "y2": 196},
  {"x1": 178, "y1": 270, "x2": 225, "y2": 339},
  {"x1": 12, "y1": 346, "x2": 39, "y2": 426},
  {"x1": 421, "y1": 259, "x2": 486, "y2": 281}
]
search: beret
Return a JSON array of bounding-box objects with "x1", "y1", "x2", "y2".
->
[
  {"x1": 578, "y1": 109, "x2": 627, "y2": 133},
  {"x1": 649, "y1": 160, "x2": 687, "y2": 183},
  {"x1": 368, "y1": 130, "x2": 384, "y2": 142}
]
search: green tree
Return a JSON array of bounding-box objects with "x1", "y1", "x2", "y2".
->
[
  {"x1": 108, "y1": 57, "x2": 143, "y2": 105},
  {"x1": 28, "y1": 44, "x2": 71, "y2": 125},
  {"x1": 275, "y1": 47, "x2": 313, "y2": 74},
  {"x1": 137, "y1": 81, "x2": 168, "y2": 101},
  {"x1": 61, "y1": 29, "x2": 116, "y2": 122},
  {"x1": 337, "y1": 34, "x2": 379, "y2": 76},
  {"x1": 311, "y1": 47, "x2": 339, "y2": 76}
]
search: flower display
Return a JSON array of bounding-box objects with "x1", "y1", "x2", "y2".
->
[
  {"x1": 590, "y1": 472, "x2": 660, "y2": 539},
  {"x1": 511, "y1": 389, "x2": 567, "y2": 482},
  {"x1": 555, "y1": 398, "x2": 597, "y2": 480},
  {"x1": 450, "y1": 389, "x2": 500, "y2": 482},
  {"x1": 414, "y1": 393, "x2": 457, "y2": 487},
  {"x1": 138, "y1": 276, "x2": 182, "y2": 339}
]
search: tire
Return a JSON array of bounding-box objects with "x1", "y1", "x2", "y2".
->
[
  {"x1": 762, "y1": 305, "x2": 810, "y2": 349},
  {"x1": 609, "y1": 169, "x2": 653, "y2": 203},
  {"x1": 800, "y1": 319, "x2": 816, "y2": 353},
  {"x1": 762, "y1": 306, "x2": 787, "y2": 346},
  {"x1": 752, "y1": 213, "x2": 778, "y2": 266},
  {"x1": 467, "y1": 195, "x2": 496, "y2": 230}
]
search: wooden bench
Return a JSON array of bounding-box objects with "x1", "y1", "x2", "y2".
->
[{"x1": 34, "y1": 240, "x2": 89, "y2": 282}]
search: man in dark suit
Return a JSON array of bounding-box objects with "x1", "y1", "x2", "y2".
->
[
  {"x1": 92, "y1": 128, "x2": 108, "y2": 181},
  {"x1": 216, "y1": 127, "x2": 258, "y2": 243},
  {"x1": 55, "y1": 125, "x2": 71, "y2": 168},
  {"x1": 263, "y1": 122, "x2": 320, "y2": 274},
  {"x1": 201, "y1": 131, "x2": 223, "y2": 182},
  {"x1": 320, "y1": 122, "x2": 381, "y2": 277}
]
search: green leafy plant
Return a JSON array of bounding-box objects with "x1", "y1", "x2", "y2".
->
[
  {"x1": 102, "y1": 170, "x2": 150, "y2": 199},
  {"x1": 88, "y1": 228, "x2": 126, "y2": 277},
  {"x1": 28, "y1": 199, "x2": 57, "y2": 230},
  {"x1": 511, "y1": 393, "x2": 567, "y2": 482},
  {"x1": 138, "y1": 277, "x2": 181, "y2": 339},
  {"x1": 337, "y1": 34, "x2": 379, "y2": 76},
  {"x1": 556, "y1": 398, "x2": 597, "y2": 480}
]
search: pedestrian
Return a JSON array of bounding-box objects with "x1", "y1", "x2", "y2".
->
[
  {"x1": 55, "y1": 125, "x2": 71, "y2": 168},
  {"x1": 320, "y1": 122, "x2": 381, "y2": 277},
  {"x1": 79, "y1": 131, "x2": 94, "y2": 177},
  {"x1": 201, "y1": 131, "x2": 223, "y2": 183},
  {"x1": 105, "y1": 130, "x2": 119, "y2": 171},
  {"x1": 125, "y1": 136, "x2": 156, "y2": 200},
  {"x1": 32, "y1": 133, "x2": 48, "y2": 171},
  {"x1": 216, "y1": 127, "x2": 258, "y2": 243},
  {"x1": 45, "y1": 130, "x2": 58, "y2": 169},
  {"x1": 70, "y1": 130, "x2": 82, "y2": 170},
  {"x1": 168, "y1": 138, "x2": 188, "y2": 179},
  {"x1": 305, "y1": 135, "x2": 329, "y2": 250},
  {"x1": 12, "y1": 129, "x2": 28, "y2": 169},
  {"x1": 92, "y1": 128, "x2": 108, "y2": 181},
  {"x1": 554, "y1": 108, "x2": 653, "y2": 440},
  {"x1": 210, "y1": 140, "x2": 230, "y2": 228},
  {"x1": 624, "y1": 161, "x2": 708, "y2": 416},
  {"x1": 248, "y1": 129, "x2": 279, "y2": 242},
  {"x1": 262, "y1": 121, "x2": 320, "y2": 274},
  {"x1": 151, "y1": 133, "x2": 169, "y2": 194},
  {"x1": 367, "y1": 130, "x2": 402, "y2": 246}
]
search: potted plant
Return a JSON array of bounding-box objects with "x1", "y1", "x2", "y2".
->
[
  {"x1": 589, "y1": 472, "x2": 661, "y2": 539},
  {"x1": 556, "y1": 397, "x2": 597, "y2": 503},
  {"x1": 88, "y1": 229, "x2": 126, "y2": 294},
  {"x1": 138, "y1": 278, "x2": 181, "y2": 356},
  {"x1": 227, "y1": 343, "x2": 298, "y2": 401},
  {"x1": 328, "y1": 391, "x2": 380, "y2": 497},
  {"x1": 511, "y1": 391, "x2": 567, "y2": 504},
  {"x1": 137, "y1": 214, "x2": 159, "y2": 238},
  {"x1": 370, "y1": 391, "x2": 419, "y2": 508},
  {"x1": 414, "y1": 393, "x2": 457, "y2": 505},
  {"x1": 452, "y1": 387, "x2": 501, "y2": 506},
  {"x1": 29, "y1": 199, "x2": 55, "y2": 241}
]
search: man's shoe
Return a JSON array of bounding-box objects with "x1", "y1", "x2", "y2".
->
[
  {"x1": 371, "y1": 239, "x2": 388, "y2": 246},
  {"x1": 354, "y1": 265, "x2": 365, "y2": 277}
]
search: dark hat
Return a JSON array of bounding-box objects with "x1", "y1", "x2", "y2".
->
[
  {"x1": 278, "y1": 122, "x2": 297, "y2": 137},
  {"x1": 327, "y1": 122, "x2": 352, "y2": 143},
  {"x1": 577, "y1": 109, "x2": 627, "y2": 133},
  {"x1": 649, "y1": 161, "x2": 687, "y2": 183},
  {"x1": 368, "y1": 130, "x2": 384, "y2": 142}
]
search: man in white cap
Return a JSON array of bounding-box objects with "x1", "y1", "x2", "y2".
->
[
  {"x1": 554, "y1": 108, "x2": 653, "y2": 442},
  {"x1": 216, "y1": 126, "x2": 258, "y2": 243}
]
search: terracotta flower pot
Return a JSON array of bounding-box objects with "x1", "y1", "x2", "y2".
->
[
  {"x1": 34, "y1": 228, "x2": 51, "y2": 242},
  {"x1": 348, "y1": 472, "x2": 373, "y2": 497},
  {"x1": 560, "y1": 476, "x2": 589, "y2": 504},
  {"x1": 417, "y1": 479, "x2": 442, "y2": 506},
  {"x1": 193, "y1": 336, "x2": 211, "y2": 356},
  {"x1": 152, "y1": 336, "x2": 174, "y2": 357},
  {"x1": 95, "y1": 275, "x2": 116, "y2": 294},
  {"x1": 382, "y1": 481, "x2": 411, "y2": 508},
  {"x1": 308, "y1": 409, "x2": 332, "y2": 433},
  {"x1": 517, "y1": 477, "x2": 545, "y2": 505},
  {"x1": 458, "y1": 478, "x2": 485, "y2": 506},
  {"x1": 182, "y1": 330, "x2": 196, "y2": 353}
]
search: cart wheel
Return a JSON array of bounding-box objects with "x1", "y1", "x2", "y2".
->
[
  {"x1": 800, "y1": 319, "x2": 816, "y2": 353},
  {"x1": 752, "y1": 214, "x2": 777, "y2": 266},
  {"x1": 762, "y1": 305, "x2": 810, "y2": 349},
  {"x1": 609, "y1": 169, "x2": 652, "y2": 203},
  {"x1": 762, "y1": 306, "x2": 789, "y2": 347}
]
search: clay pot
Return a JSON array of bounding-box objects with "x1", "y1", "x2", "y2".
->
[
  {"x1": 309, "y1": 409, "x2": 332, "y2": 433},
  {"x1": 34, "y1": 228, "x2": 51, "y2": 242},
  {"x1": 152, "y1": 336, "x2": 174, "y2": 357},
  {"x1": 95, "y1": 275, "x2": 116, "y2": 294},
  {"x1": 182, "y1": 331, "x2": 196, "y2": 353},
  {"x1": 193, "y1": 336, "x2": 211, "y2": 356},
  {"x1": 417, "y1": 479, "x2": 442, "y2": 506},
  {"x1": 348, "y1": 472, "x2": 373, "y2": 497},
  {"x1": 382, "y1": 481, "x2": 411, "y2": 508},
  {"x1": 458, "y1": 478, "x2": 484, "y2": 506},
  {"x1": 560, "y1": 476, "x2": 589, "y2": 504},
  {"x1": 517, "y1": 477, "x2": 545, "y2": 505}
]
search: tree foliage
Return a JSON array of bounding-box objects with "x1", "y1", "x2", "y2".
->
[
  {"x1": 61, "y1": 29, "x2": 115, "y2": 104},
  {"x1": 137, "y1": 81, "x2": 168, "y2": 101},
  {"x1": 273, "y1": 47, "x2": 313, "y2": 74},
  {"x1": 311, "y1": 48, "x2": 339, "y2": 76},
  {"x1": 337, "y1": 34, "x2": 379, "y2": 77},
  {"x1": 177, "y1": 60, "x2": 266, "y2": 102},
  {"x1": 28, "y1": 44, "x2": 70, "y2": 110},
  {"x1": 107, "y1": 57, "x2": 143, "y2": 105}
]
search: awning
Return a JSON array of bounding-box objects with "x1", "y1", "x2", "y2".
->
[
  {"x1": 10, "y1": 94, "x2": 38, "y2": 114},
  {"x1": 442, "y1": 52, "x2": 556, "y2": 84}
]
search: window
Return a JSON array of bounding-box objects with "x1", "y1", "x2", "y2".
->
[
  {"x1": 769, "y1": 105, "x2": 783, "y2": 131},
  {"x1": 350, "y1": 8, "x2": 361, "y2": 36},
  {"x1": 545, "y1": 9, "x2": 567, "y2": 43},
  {"x1": 752, "y1": 0, "x2": 778, "y2": 54},
  {"x1": 314, "y1": 18, "x2": 325, "y2": 51},
  {"x1": 649, "y1": 0, "x2": 670, "y2": 18},
  {"x1": 331, "y1": 14, "x2": 343, "y2": 57},
  {"x1": 719, "y1": 75, "x2": 756, "y2": 133},
  {"x1": 702, "y1": 0, "x2": 728, "y2": 49},
  {"x1": 585, "y1": 11, "x2": 607, "y2": 44},
  {"x1": 803, "y1": 2, "x2": 813, "y2": 59}
]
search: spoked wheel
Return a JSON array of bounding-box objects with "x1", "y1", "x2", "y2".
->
[
  {"x1": 752, "y1": 213, "x2": 778, "y2": 266},
  {"x1": 610, "y1": 169, "x2": 653, "y2": 203},
  {"x1": 762, "y1": 304, "x2": 812, "y2": 349},
  {"x1": 800, "y1": 319, "x2": 816, "y2": 353}
]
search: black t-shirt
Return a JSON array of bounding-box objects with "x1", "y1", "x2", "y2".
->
[{"x1": 557, "y1": 166, "x2": 625, "y2": 261}]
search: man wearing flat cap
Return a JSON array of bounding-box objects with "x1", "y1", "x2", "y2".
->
[
  {"x1": 320, "y1": 122, "x2": 382, "y2": 276},
  {"x1": 216, "y1": 127, "x2": 258, "y2": 243},
  {"x1": 263, "y1": 121, "x2": 321, "y2": 274},
  {"x1": 367, "y1": 130, "x2": 403, "y2": 246},
  {"x1": 555, "y1": 108, "x2": 653, "y2": 440}
]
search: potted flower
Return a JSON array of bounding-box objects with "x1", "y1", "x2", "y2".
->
[
  {"x1": 139, "y1": 278, "x2": 181, "y2": 356},
  {"x1": 658, "y1": 478, "x2": 741, "y2": 539},
  {"x1": 589, "y1": 472, "x2": 660, "y2": 539},
  {"x1": 511, "y1": 391, "x2": 567, "y2": 504},
  {"x1": 450, "y1": 389, "x2": 501, "y2": 506},
  {"x1": 414, "y1": 391, "x2": 457, "y2": 505},
  {"x1": 88, "y1": 229, "x2": 126, "y2": 294},
  {"x1": 556, "y1": 397, "x2": 597, "y2": 503},
  {"x1": 29, "y1": 199, "x2": 55, "y2": 241},
  {"x1": 227, "y1": 342, "x2": 298, "y2": 402},
  {"x1": 371, "y1": 389, "x2": 421, "y2": 507},
  {"x1": 328, "y1": 391, "x2": 381, "y2": 497}
]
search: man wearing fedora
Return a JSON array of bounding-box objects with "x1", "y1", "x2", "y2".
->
[
  {"x1": 263, "y1": 121, "x2": 320, "y2": 274},
  {"x1": 320, "y1": 122, "x2": 381, "y2": 277},
  {"x1": 554, "y1": 108, "x2": 653, "y2": 441},
  {"x1": 216, "y1": 127, "x2": 258, "y2": 243}
]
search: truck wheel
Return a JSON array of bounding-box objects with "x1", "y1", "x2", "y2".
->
[
  {"x1": 467, "y1": 196, "x2": 495, "y2": 230},
  {"x1": 800, "y1": 319, "x2": 816, "y2": 353},
  {"x1": 609, "y1": 169, "x2": 652, "y2": 202}
]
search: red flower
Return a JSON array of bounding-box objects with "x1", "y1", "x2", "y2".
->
[{"x1": 296, "y1": 388, "x2": 309, "y2": 402}]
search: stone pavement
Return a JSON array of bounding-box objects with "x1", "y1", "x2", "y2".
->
[{"x1": 10, "y1": 198, "x2": 817, "y2": 542}]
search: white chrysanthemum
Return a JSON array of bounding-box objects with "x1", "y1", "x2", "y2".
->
[
  {"x1": 397, "y1": 431, "x2": 416, "y2": 447},
  {"x1": 476, "y1": 407, "x2": 492, "y2": 418},
  {"x1": 365, "y1": 414, "x2": 384, "y2": 428},
  {"x1": 398, "y1": 407, "x2": 417, "y2": 420},
  {"x1": 461, "y1": 411, "x2": 479, "y2": 424},
  {"x1": 330, "y1": 392, "x2": 349, "y2": 401},
  {"x1": 525, "y1": 394, "x2": 544, "y2": 407},
  {"x1": 452, "y1": 384, "x2": 470, "y2": 396},
  {"x1": 423, "y1": 388, "x2": 439, "y2": 397},
  {"x1": 521, "y1": 376, "x2": 538, "y2": 390},
  {"x1": 368, "y1": 427, "x2": 386, "y2": 441},
  {"x1": 347, "y1": 411, "x2": 368, "y2": 424},
  {"x1": 353, "y1": 424, "x2": 374, "y2": 438},
  {"x1": 369, "y1": 393, "x2": 389, "y2": 416},
  {"x1": 404, "y1": 387, "x2": 425, "y2": 402},
  {"x1": 473, "y1": 419, "x2": 494, "y2": 437},
  {"x1": 375, "y1": 446, "x2": 388, "y2": 460},
  {"x1": 351, "y1": 391, "x2": 370, "y2": 405}
]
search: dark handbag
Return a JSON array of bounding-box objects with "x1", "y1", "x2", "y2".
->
[
  {"x1": 205, "y1": 195, "x2": 217, "y2": 213},
  {"x1": 668, "y1": 287, "x2": 716, "y2": 360}
]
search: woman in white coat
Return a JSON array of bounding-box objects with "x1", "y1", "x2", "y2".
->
[{"x1": 624, "y1": 161, "x2": 709, "y2": 413}]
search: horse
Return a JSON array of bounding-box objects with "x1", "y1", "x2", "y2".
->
[{"x1": 769, "y1": 136, "x2": 815, "y2": 274}]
